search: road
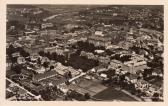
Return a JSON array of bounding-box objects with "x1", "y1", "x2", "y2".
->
[
  {"x1": 68, "y1": 72, "x2": 86, "y2": 82},
  {"x1": 120, "y1": 89, "x2": 142, "y2": 101}
]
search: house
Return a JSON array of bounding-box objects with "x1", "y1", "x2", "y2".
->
[
  {"x1": 109, "y1": 59, "x2": 122, "y2": 69},
  {"x1": 23, "y1": 30, "x2": 36, "y2": 36},
  {"x1": 41, "y1": 23, "x2": 54, "y2": 29},
  {"x1": 12, "y1": 52, "x2": 20, "y2": 57},
  {"x1": 17, "y1": 56, "x2": 26, "y2": 64},
  {"x1": 40, "y1": 29, "x2": 57, "y2": 38},
  {"x1": 98, "y1": 56, "x2": 111, "y2": 64},
  {"x1": 35, "y1": 66, "x2": 46, "y2": 74},
  {"x1": 100, "y1": 73, "x2": 108, "y2": 79}
]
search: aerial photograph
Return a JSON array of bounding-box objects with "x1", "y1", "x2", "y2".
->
[{"x1": 6, "y1": 5, "x2": 164, "y2": 101}]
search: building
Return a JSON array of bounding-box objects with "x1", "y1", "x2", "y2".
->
[
  {"x1": 138, "y1": 28, "x2": 163, "y2": 39},
  {"x1": 12, "y1": 52, "x2": 20, "y2": 58},
  {"x1": 49, "y1": 40, "x2": 57, "y2": 47},
  {"x1": 23, "y1": 30, "x2": 36, "y2": 36},
  {"x1": 33, "y1": 70, "x2": 58, "y2": 82},
  {"x1": 44, "y1": 46, "x2": 64, "y2": 56},
  {"x1": 124, "y1": 55, "x2": 147, "y2": 74},
  {"x1": 24, "y1": 43, "x2": 47, "y2": 55},
  {"x1": 87, "y1": 31, "x2": 111, "y2": 47},
  {"x1": 109, "y1": 54, "x2": 147, "y2": 74},
  {"x1": 109, "y1": 59, "x2": 122, "y2": 69},
  {"x1": 17, "y1": 56, "x2": 26, "y2": 64},
  {"x1": 98, "y1": 56, "x2": 111, "y2": 64},
  {"x1": 41, "y1": 23, "x2": 54, "y2": 29},
  {"x1": 40, "y1": 29, "x2": 57, "y2": 35}
]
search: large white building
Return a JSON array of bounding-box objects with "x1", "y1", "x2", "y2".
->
[{"x1": 109, "y1": 54, "x2": 147, "y2": 74}]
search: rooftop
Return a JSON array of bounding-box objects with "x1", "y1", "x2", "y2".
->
[{"x1": 33, "y1": 70, "x2": 58, "y2": 81}]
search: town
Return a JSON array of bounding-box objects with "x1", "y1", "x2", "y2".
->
[{"x1": 6, "y1": 5, "x2": 163, "y2": 101}]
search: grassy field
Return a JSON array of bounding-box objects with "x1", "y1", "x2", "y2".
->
[{"x1": 93, "y1": 87, "x2": 137, "y2": 101}]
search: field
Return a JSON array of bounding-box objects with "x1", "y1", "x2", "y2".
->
[{"x1": 93, "y1": 87, "x2": 137, "y2": 101}]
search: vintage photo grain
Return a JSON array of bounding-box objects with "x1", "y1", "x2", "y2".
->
[{"x1": 6, "y1": 4, "x2": 164, "y2": 102}]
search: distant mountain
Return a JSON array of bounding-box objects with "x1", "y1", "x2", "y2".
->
[
  {"x1": 35, "y1": 5, "x2": 108, "y2": 13},
  {"x1": 7, "y1": 4, "x2": 36, "y2": 8},
  {"x1": 7, "y1": 5, "x2": 163, "y2": 12}
]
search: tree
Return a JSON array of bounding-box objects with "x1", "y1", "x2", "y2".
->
[
  {"x1": 129, "y1": 83, "x2": 136, "y2": 95},
  {"x1": 152, "y1": 92, "x2": 160, "y2": 101},
  {"x1": 84, "y1": 93, "x2": 91, "y2": 99},
  {"x1": 42, "y1": 62, "x2": 49, "y2": 69},
  {"x1": 39, "y1": 89, "x2": 51, "y2": 101},
  {"x1": 7, "y1": 44, "x2": 18, "y2": 66},
  {"x1": 18, "y1": 47, "x2": 30, "y2": 57},
  {"x1": 65, "y1": 80, "x2": 70, "y2": 85},
  {"x1": 102, "y1": 69, "x2": 116, "y2": 80},
  {"x1": 37, "y1": 57, "x2": 41, "y2": 64},
  {"x1": 28, "y1": 74, "x2": 33, "y2": 80},
  {"x1": 39, "y1": 51, "x2": 45, "y2": 57},
  {"x1": 12, "y1": 64, "x2": 22, "y2": 74},
  {"x1": 143, "y1": 68, "x2": 152, "y2": 78},
  {"x1": 50, "y1": 65, "x2": 54, "y2": 70},
  {"x1": 53, "y1": 86, "x2": 58, "y2": 91},
  {"x1": 11, "y1": 56, "x2": 17, "y2": 65},
  {"x1": 68, "y1": 71, "x2": 72, "y2": 79},
  {"x1": 7, "y1": 44, "x2": 15, "y2": 56},
  {"x1": 119, "y1": 75, "x2": 125, "y2": 83},
  {"x1": 25, "y1": 57, "x2": 31, "y2": 62},
  {"x1": 120, "y1": 55, "x2": 131, "y2": 62}
]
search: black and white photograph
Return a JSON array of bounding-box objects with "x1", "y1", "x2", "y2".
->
[{"x1": 4, "y1": 4, "x2": 164, "y2": 102}]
